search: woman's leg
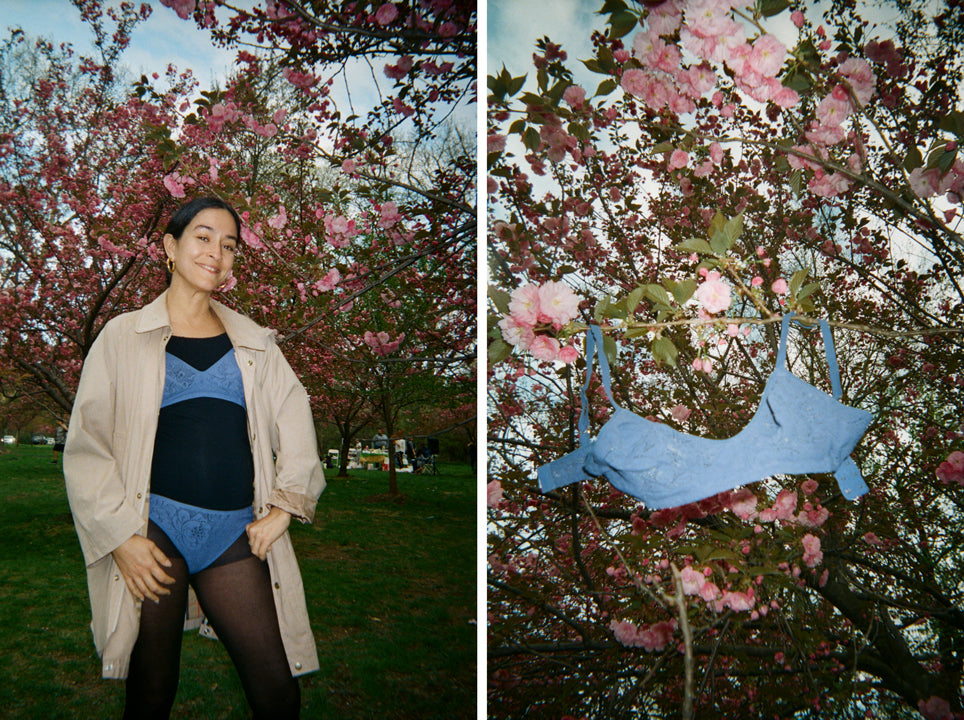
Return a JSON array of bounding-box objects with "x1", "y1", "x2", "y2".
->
[
  {"x1": 123, "y1": 521, "x2": 190, "y2": 720},
  {"x1": 191, "y1": 535, "x2": 300, "y2": 720}
]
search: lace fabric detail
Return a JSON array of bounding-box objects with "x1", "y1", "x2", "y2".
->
[
  {"x1": 148, "y1": 494, "x2": 253, "y2": 574},
  {"x1": 161, "y1": 350, "x2": 246, "y2": 409},
  {"x1": 539, "y1": 314, "x2": 874, "y2": 508}
]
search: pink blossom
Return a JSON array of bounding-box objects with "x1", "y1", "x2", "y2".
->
[
  {"x1": 282, "y1": 68, "x2": 318, "y2": 90},
  {"x1": 909, "y1": 167, "x2": 941, "y2": 198},
  {"x1": 487, "y1": 480, "x2": 503, "y2": 508},
  {"x1": 240, "y1": 225, "x2": 265, "y2": 250},
  {"x1": 267, "y1": 206, "x2": 287, "y2": 230},
  {"x1": 721, "y1": 589, "x2": 754, "y2": 612},
  {"x1": 670, "y1": 404, "x2": 691, "y2": 422},
  {"x1": 771, "y1": 278, "x2": 789, "y2": 295},
  {"x1": 162, "y1": 173, "x2": 186, "y2": 198},
  {"x1": 679, "y1": 566, "x2": 705, "y2": 595},
  {"x1": 647, "y1": 3, "x2": 682, "y2": 36},
  {"x1": 378, "y1": 201, "x2": 402, "y2": 229},
  {"x1": 529, "y1": 335, "x2": 561, "y2": 362},
  {"x1": 918, "y1": 696, "x2": 953, "y2": 720},
  {"x1": 839, "y1": 57, "x2": 876, "y2": 106},
  {"x1": 726, "y1": 487, "x2": 758, "y2": 520},
  {"x1": 159, "y1": 0, "x2": 196, "y2": 20},
  {"x1": 748, "y1": 34, "x2": 787, "y2": 77},
  {"x1": 815, "y1": 92, "x2": 851, "y2": 127},
  {"x1": 611, "y1": 619, "x2": 677, "y2": 651},
  {"x1": 699, "y1": 581, "x2": 721, "y2": 602},
  {"x1": 488, "y1": 134, "x2": 506, "y2": 154},
  {"x1": 759, "y1": 489, "x2": 797, "y2": 522},
  {"x1": 537, "y1": 281, "x2": 581, "y2": 327},
  {"x1": 936, "y1": 451, "x2": 964, "y2": 484},
  {"x1": 508, "y1": 284, "x2": 541, "y2": 326},
  {"x1": 498, "y1": 316, "x2": 535, "y2": 349},
  {"x1": 687, "y1": 0, "x2": 734, "y2": 38},
  {"x1": 384, "y1": 55, "x2": 414, "y2": 80},
  {"x1": 791, "y1": 10, "x2": 805, "y2": 27},
  {"x1": 801, "y1": 479, "x2": 818, "y2": 495},
  {"x1": 862, "y1": 532, "x2": 883, "y2": 547},
  {"x1": 801, "y1": 533, "x2": 823, "y2": 567},
  {"x1": 374, "y1": 2, "x2": 398, "y2": 25},
  {"x1": 563, "y1": 85, "x2": 586, "y2": 108},
  {"x1": 668, "y1": 149, "x2": 690, "y2": 170},
  {"x1": 750, "y1": 276, "x2": 763, "y2": 287},
  {"x1": 314, "y1": 268, "x2": 341, "y2": 293},
  {"x1": 392, "y1": 97, "x2": 415, "y2": 117},
  {"x1": 709, "y1": 142, "x2": 724, "y2": 164},
  {"x1": 341, "y1": 158, "x2": 358, "y2": 175},
  {"x1": 692, "y1": 356, "x2": 714, "y2": 374},
  {"x1": 620, "y1": 68, "x2": 649, "y2": 98},
  {"x1": 557, "y1": 344, "x2": 579, "y2": 364},
  {"x1": 695, "y1": 270, "x2": 732, "y2": 313}
]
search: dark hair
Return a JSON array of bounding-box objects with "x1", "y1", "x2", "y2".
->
[{"x1": 164, "y1": 196, "x2": 242, "y2": 241}]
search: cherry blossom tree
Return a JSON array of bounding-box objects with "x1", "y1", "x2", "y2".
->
[{"x1": 488, "y1": 1, "x2": 963, "y2": 718}]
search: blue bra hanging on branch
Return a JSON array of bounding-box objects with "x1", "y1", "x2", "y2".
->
[{"x1": 538, "y1": 313, "x2": 874, "y2": 509}]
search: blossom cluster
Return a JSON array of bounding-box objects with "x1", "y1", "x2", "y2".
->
[
  {"x1": 609, "y1": 618, "x2": 677, "y2": 651},
  {"x1": 498, "y1": 281, "x2": 583, "y2": 363},
  {"x1": 936, "y1": 451, "x2": 964, "y2": 485},
  {"x1": 363, "y1": 330, "x2": 405, "y2": 356}
]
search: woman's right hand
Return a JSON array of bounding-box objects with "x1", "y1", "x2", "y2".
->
[{"x1": 111, "y1": 535, "x2": 175, "y2": 603}]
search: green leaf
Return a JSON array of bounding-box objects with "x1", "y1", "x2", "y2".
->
[
  {"x1": 790, "y1": 168, "x2": 803, "y2": 197},
  {"x1": 602, "y1": 335, "x2": 618, "y2": 368},
  {"x1": 675, "y1": 237, "x2": 714, "y2": 255},
  {"x1": 671, "y1": 278, "x2": 698, "y2": 305},
  {"x1": 797, "y1": 281, "x2": 820, "y2": 301},
  {"x1": 608, "y1": 9, "x2": 639, "y2": 39},
  {"x1": 488, "y1": 285, "x2": 511, "y2": 314},
  {"x1": 651, "y1": 336, "x2": 678, "y2": 367},
  {"x1": 650, "y1": 140, "x2": 675, "y2": 155},
  {"x1": 593, "y1": 295, "x2": 611, "y2": 323},
  {"x1": 789, "y1": 269, "x2": 808, "y2": 298},
  {"x1": 903, "y1": 146, "x2": 923, "y2": 171},
  {"x1": 488, "y1": 338, "x2": 512, "y2": 364},
  {"x1": 938, "y1": 110, "x2": 964, "y2": 140},
  {"x1": 626, "y1": 287, "x2": 645, "y2": 315},
  {"x1": 624, "y1": 327, "x2": 651, "y2": 339},
  {"x1": 595, "y1": 78, "x2": 618, "y2": 97},
  {"x1": 758, "y1": 0, "x2": 792, "y2": 17},
  {"x1": 644, "y1": 284, "x2": 672, "y2": 308},
  {"x1": 523, "y1": 127, "x2": 540, "y2": 151},
  {"x1": 508, "y1": 118, "x2": 527, "y2": 135},
  {"x1": 506, "y1": 73, "x2": 527, "y2": 97}
]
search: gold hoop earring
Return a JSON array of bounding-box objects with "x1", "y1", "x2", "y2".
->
[{"x1": 166, "y1": 258, "x2": 175, "y2": 274}]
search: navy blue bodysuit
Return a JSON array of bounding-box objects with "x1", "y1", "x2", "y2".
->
[{"x1": 148, "y1": 334, "x2": 255, "y2": 573}]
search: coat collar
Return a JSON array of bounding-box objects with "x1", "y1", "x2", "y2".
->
[{"x1": 134, "y1": 290, "x2": 273, "y2": 351}]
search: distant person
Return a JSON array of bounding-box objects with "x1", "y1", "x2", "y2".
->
[
  {"x1": 63, "y1": 197, "x2": 325, "y2": 719},
  {"x1": 52, "y1": 426, "x2": 66, "y2": 464}
]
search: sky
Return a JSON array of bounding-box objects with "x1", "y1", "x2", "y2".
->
[{"x1": 0, "y1": 0, "x2": 239, "y2": 88}]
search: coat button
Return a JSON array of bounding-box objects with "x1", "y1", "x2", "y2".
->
[
  {"x1": 114, "y1": 575, "x2": 120, "y2": 581},
  {"x1": 136, "y1": 493, "x2": 142, "y2": 499},
  {"x1": 248, "y1": 359, "x2": 254, "y2": 366},
  {"x1": 294, "y1": 662, "x2": 302, "y2": 670},
  {"x1": 274, "y1": 582, "x2": 280, "y2": 589}
]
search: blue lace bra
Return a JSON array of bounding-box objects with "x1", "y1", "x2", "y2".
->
[{"x1": 537, "y1": 313, "x2": 873, "y2": 508}]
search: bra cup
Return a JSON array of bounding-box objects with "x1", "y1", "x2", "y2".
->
[
  {"x1": 580, "y1": 371, "x2": 873, "y2": 509},
  {"x1": 765, "y1": 369, "x2": 873, "y2": 471}
]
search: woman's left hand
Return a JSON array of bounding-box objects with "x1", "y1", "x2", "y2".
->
[{"x1": 245, "y1": 506, "x2": 292, "y2": 560}]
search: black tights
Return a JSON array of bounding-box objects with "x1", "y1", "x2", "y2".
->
[{"x1": 123, "y1": 521, "x2": 300, "y2": 720}]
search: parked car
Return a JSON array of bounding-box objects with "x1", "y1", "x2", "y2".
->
[{"x1": 2, "y1": 435, "x2": 16, "y2": 445}]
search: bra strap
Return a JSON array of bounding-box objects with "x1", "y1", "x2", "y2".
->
[
  {"x1": 578, "y1": 325, "x2": 617, "y2": 444},
  {"x1": 777, "y1": 313, "x2": 843, "y2": 400}
]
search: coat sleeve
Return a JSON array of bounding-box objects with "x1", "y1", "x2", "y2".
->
[
  {"x1": 262, "y1": 340, "x2": 326, "y2": 523},
  {"x1": 63, "y1": 324, "x2": 144, "y2": 567}
]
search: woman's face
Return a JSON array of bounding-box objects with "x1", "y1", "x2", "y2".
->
[{"x1": 163, "y1": 208, "x2": 239, "y2": 294}]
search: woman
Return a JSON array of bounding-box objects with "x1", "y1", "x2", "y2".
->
[{"x1": 64, "y1": 196, "x2": 325, "y2": 719}]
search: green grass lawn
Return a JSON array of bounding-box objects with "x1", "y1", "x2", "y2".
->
[{"x1": 0, "y1": 445, "x2": 477, "y2": 719}]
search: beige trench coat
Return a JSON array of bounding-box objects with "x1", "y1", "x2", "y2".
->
[{"x1": 63, "y1": 291, "x2": 326, "y2": 679}]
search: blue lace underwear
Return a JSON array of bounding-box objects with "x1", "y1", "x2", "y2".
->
[{"x1": 148, "y1": 494, "x2": 253, "y2": 574}]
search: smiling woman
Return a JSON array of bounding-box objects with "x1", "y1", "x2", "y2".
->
[{"x1": 63, "y1": 196, "x2": 326, "y2": 719}]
